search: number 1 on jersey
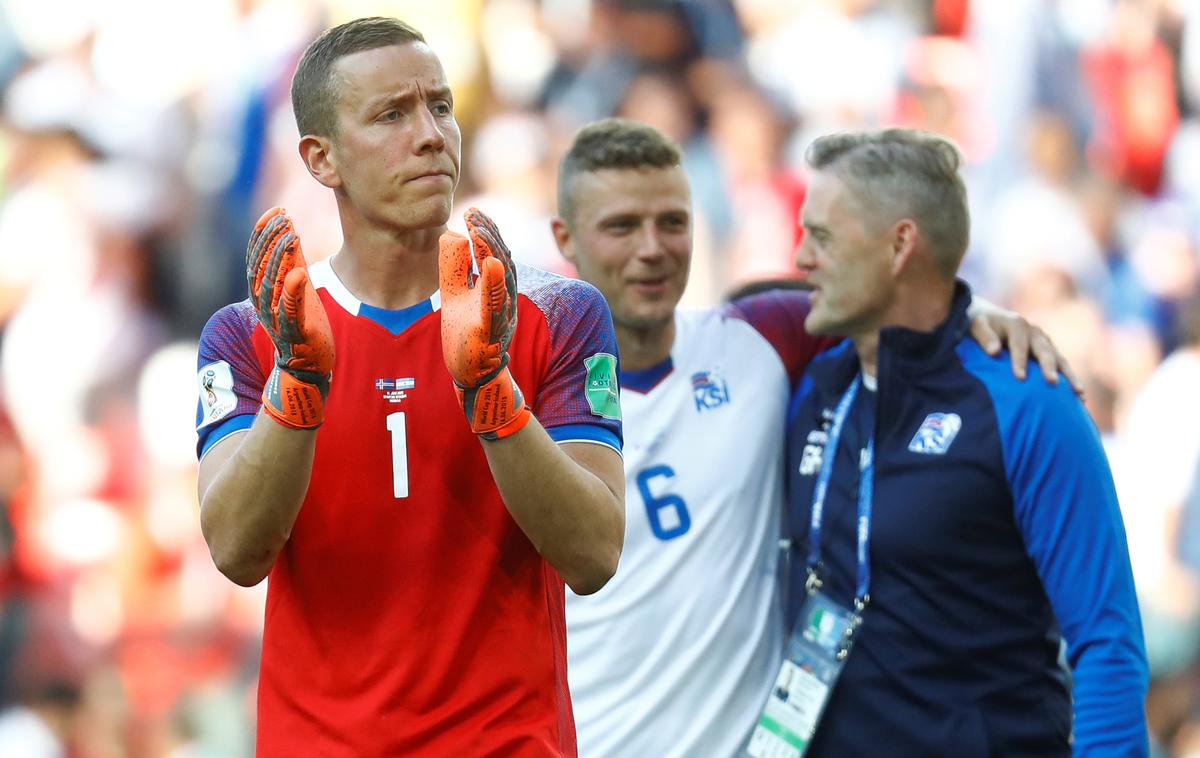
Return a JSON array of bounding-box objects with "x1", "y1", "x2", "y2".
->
[{"x1": 386, "y1": 412, "x2": 409, "y2": 499}]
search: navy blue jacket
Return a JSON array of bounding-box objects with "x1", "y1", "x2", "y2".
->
[{"x1": 785, "y1": 283, "x2": 1148, "y2": 757}]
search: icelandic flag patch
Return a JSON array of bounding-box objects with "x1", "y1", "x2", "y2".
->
[{"x1": 908, "y1": 412, "x2": 962, "y2": 455}]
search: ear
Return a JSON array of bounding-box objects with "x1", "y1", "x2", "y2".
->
[
  {"x1": 550, "y1": 217, "x2": 576, "y2": 265},
  {"x1": 299, "y1": 134, "x2": 342, "y2": 190},
  {"x1": 889, "y1": 218, "x2": 920, "y2": 276}
]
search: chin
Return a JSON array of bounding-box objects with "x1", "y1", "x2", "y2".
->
[
  {"x1": 402, "y1": 198, "x2": 453, "y2": 229},
  {"x1": 619, "y1": 307, "x2": 675, "y2": 332},
  {"x1": 804, "y1": 312, "x2": 837, "y2": 336}
]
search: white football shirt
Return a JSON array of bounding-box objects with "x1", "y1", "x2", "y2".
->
[{"x1": 567, "y1": 295, "x2": 823, "y2": 758}]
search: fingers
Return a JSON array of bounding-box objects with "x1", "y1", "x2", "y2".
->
[
  {"x1": 255, "y1": 206, "x2": 285, "y2": 232},
  {"x1": 1028, "y1": 327, "x2": 1080, "y2": 390},
  {"x1": 1060, "y1": 358, "x2": 1085, "y2": 396},
  {"x1": 248, "y1": 213, "x2": 287, "y2": 299},
  {"x1": 280, "y1": 266, "x2": 309, "y2": 340},
  {"x1": 969, "y1": 316, "x2": 1003, "y2": 356},
  {"x1": 463, "y1": 208, "x2": 518, "y2": 343},
  {"x1": 466, "y1": 224, "x2": 491, "y2": 281},
  {"x1": 480, "y1": 257, "x2": 507, "y2": 340},
  {"x1": 465, "y1": 207, "x2": 513, "y2": 269},
  {"x1": 1005, "y1": 317, "x2": 1030, "y2": 381},
  {"x1": 263, "y1": 230, "x2": 296, "y2": 317},
  {"x1": 438, "y1": 231, "x2": 473, "y2": 291}
]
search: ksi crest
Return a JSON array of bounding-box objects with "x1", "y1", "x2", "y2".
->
[
  {"x1": 691, "y1": 370, "x2": 730, "y2": 412},
  {"x1": 908, "y1": 412, "x2": 962, "y2": 454}
]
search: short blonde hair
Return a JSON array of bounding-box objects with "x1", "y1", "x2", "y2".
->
[{"x1": 558, "y1": 118, "x2": 682, "y2": 226}]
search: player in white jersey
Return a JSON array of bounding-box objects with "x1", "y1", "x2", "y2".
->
[{"x1": 552, "y1": 118, "x2": 1077, "y2": 758}]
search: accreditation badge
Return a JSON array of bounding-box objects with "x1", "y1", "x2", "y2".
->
[{"x1": 744, "y1": 592, "x2": 863, "y2": 758}]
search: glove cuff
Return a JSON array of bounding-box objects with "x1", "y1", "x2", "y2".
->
[
  {"x1": 456, "y1": 366, "x2": 531, "y2": 441},
  {"x1": 263, "y1": 365, "x2": 329, "y2": 429}
]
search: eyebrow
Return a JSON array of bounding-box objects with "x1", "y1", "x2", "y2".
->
[{"x1": 364, "y1": 84, "x2": 453, "y2": 113}]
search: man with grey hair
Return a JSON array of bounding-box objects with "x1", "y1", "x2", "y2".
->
[
  {"x1": 553, "y1": 119, "x2": 1083, "y2": 758},
  {"x1": 761, "y1": 129, "x2": 1148, "y2": 757}
]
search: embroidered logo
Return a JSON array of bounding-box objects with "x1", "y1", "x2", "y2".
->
[
  {"x1": 691, "y1": 370, "x2": 730, "y2": 412},
  {"x1": 798, "y1": 409, "x2": 835, "y2": 476},
  {"x1": 584, "y1": 353, "x2": 621, "y2": 420},
  {"x1": 198, "y1": 361, "x2": 236, "y2": 426},
  {"x1": 908, "y1": 412, "x2": 962, "y2": 455},
  {"x1": 375, "y1": 377, "x2": 416, "y2": 404}
]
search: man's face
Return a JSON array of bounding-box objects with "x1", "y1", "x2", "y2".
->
[
  {"x1": 326, "y1": 42, "x2": 461, "y2": 230},
  {"x1": 795, "y1": 169, "x2": 895, "y2": 337},
  {"x1": 560, "y1": 166, "x2": 692, "y2": 333}
]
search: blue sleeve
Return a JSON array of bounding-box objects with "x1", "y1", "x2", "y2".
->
[
  {"x1": 517, "y1": 266, "x2": 623, "y2": 449},
  {"x1": 195, "y1": 301, "x2": 265, "y2": 458},
  {"x1": 982, "y1": 348, "x2": 1149, "y2": 756}
]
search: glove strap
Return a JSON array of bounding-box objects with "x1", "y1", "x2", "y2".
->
[
  {"x1": 457, "y1": 366, "x2": 531, "y2": 441},
  {"x1": 263, "y1": 365, "x2": 329, "y2": 430}
]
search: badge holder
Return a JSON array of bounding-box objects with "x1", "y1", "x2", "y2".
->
[
  {"x1": 745, "y1": 571, "x2": 867, "y2": 758},
  {"x1": 746, "y1": 375, "x2": 873, "y2": 758}
]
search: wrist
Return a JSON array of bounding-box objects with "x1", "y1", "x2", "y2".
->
[
  {"x1": 457, "y1": 366, "x2": 531, "y2": 441},
  {"x1": 263, "y1": 365, "x2": 330, "y2": 429}
]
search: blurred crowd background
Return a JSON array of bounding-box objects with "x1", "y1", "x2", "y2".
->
[{"x1": 0, "y1": 0, "x2": 1198, "y2": 755}]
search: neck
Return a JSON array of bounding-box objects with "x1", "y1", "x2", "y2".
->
[
  {"x1": 851, "y1": 277, "x2": 955, "y2": 378},
  {"x1": 616, "y1": 318, "x2": 676, "y2": 371},
  {"x1": 332, "y1": 221, "x2": 444, "y2": 310}
]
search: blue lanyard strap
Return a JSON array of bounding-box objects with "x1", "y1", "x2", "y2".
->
[{"x1": 806, "y1": 376, "x2": 875, "y2": 606}]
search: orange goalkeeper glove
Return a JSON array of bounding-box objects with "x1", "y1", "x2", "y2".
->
[
  {"x1": 247, "y1": 207, "x2": 335, "y2": 429},
  {"x1": 439, "y1": 208, "x2": 531, "y2": 441}
]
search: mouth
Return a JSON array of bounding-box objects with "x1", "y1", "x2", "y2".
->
[
  {"x1": 629, "y1": 277, "x2": 670, "y2": 296},
  {"x1": 407, "y1": 171, "x2": 453, "y2": 184}
]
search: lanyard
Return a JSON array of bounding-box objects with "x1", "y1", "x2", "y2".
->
[{"x1": 806, "y1": 375, "x2": 875, "y2": 608}]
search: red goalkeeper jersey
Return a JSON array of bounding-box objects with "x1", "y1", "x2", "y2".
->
[{"x1": 195, "y1": 259, "x2": 622, "y2": 757}]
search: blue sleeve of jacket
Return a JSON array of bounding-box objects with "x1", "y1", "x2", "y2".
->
[{"x1": 980, "y1": 349, "x2": 1149, "y2": 757}]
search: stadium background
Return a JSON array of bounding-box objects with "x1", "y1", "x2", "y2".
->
[{"x1": 0, "y1": 0, "x2": 1197, "y2": 755}]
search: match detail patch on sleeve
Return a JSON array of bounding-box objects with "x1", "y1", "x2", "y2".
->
[
  {"x1": 198, "y1": 360, "x2": 238, "y2": 427},
  {"x1": 584, "y1": 353, "x2": 622, "y2": 420}
]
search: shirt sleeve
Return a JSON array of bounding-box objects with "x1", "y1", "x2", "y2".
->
[
  {"x1": 993, "y1": 361, "x2": 1150, "y2": 757},
  {"x1": 520, "y1": 274, "x2": 622, "y2": 453},
  {"x1": 722, "y1": 290, "x2": 841, "y2": 388},
  {"x1": 195, "y1": 301, "x2": 266, "y2": 459}
]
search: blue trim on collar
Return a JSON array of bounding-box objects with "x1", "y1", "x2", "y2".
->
[
  {"x1": 359, "y1": 299, "x2": 435, "y2": 335},
  {"x1": 620, "y1": 356, "x2": 673, "y2": 394}
]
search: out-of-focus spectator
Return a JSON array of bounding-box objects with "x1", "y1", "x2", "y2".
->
[
  {"x1": 453, "y1": 110, "x2": 563, "y2": 272},
  {"x1": 708, "y1": 84, "x2": 805, "y2": 291},
  {"x1": 0, "y1": 680, "x2": 81, "y2": 758},
  {"x1": 1117, "y1": 297, "x2": 1200, "y2": 676},
  {"x1": 980, "y1": 110, "x2": 1109, "y2": 303},
  {"x1": 1083, "y1": 0, "x2": 1180, "y2": 196}
]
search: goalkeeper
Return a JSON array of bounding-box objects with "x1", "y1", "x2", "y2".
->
[{"x1": 192, "y1": 17, "x2": 623, "y2": 758}]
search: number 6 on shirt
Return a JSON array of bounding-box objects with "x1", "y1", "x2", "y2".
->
[
  {"x1": 386, "y1": 412, "x2": 409, "y2": 499},
  {"x1": 636, "y1": 465, "x2": 691, "y2": 540}
]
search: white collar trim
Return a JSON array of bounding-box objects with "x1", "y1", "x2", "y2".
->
[
  {"x1": 308, "y1": 257, "x2": 442, "y2": 314},
  {"x1": 307, "y1": 258, "x2": 360, "y2": 315}
]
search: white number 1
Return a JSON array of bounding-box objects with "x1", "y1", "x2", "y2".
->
[{"x1": 386, "y1": 412, "x2": 409, "y2": 499}]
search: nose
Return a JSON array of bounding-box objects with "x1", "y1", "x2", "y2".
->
[
  {"x1": 413, "y1": 105, "x2": 447, "y2": 155},
  {"x1": 633, "y1": 222, "x2": 667, "y2": 261},
  {"x1": 794, "y1": 232, "x2": 815, "y2": 275}
]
